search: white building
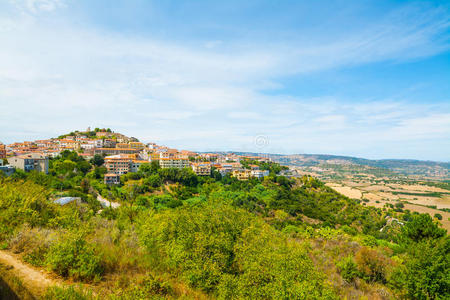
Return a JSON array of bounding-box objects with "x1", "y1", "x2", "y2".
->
[
  {"x1": 159, "y1": 158, "x2": 190, "y2": 169},
  {"x1": 251, "y1": 170, "x2": 270, "y2": 178}
]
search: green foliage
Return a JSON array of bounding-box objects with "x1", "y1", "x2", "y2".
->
[
  {"x1": 110, "y1": 274, "x2": 173, "y2": 299},
  {"x1": 434, "y1": 213, "x2": 443, "y2": 220},
  {"x1": 336, "y1": 256, "x2": 359, "y2": 282},
  {"x1": 228, "y1": 224, "x2": 334, "y2": 299},
  {"x1": 401, "y1": 238, "x2": 450, "y2": 299},
  {"x1": 138, "y1": 161, "x2": 160, "y2": 176},
  {"x1": 394, "y1": 202, "x2": 404, "y2": 209},
  {"x1": 143, "y1": 174, "x2": 162, "y2": 188},
  {"x1": 340, "y1": 225, "x2": 358, "y2": 236},
  {"x1": 90, "y1": 154, "x2": 104, "y2": 167},
  {"x1": 43, "y1": 285, "x2": 93, "y2": 300},
  {"x1": 401, "y1": 214, "x2": 446, "y2": 243},
  {"x1": 2, "y1": 146, "x2": 448, "y2": 299},
  {"x1": 45, "y1": 233, "x2": 103, "y2": 281},
  {"x1": 138, "y1": 204, "x2": 335, "y2": 298},
  {"x1": 240, "y1": 159, "x2": 288, "y2": 175},
  {"x1": 158, "y1": 167, "x2": 198, "y2": 187},
  {"x1": 355, "y1": 247, "x2": 388, "y2": 283},
  {"x1": 150, "y1": 194, "x2": 182, "y2": 209},
  {"x1": 0, "y1": 178, "x2": 58, "y2": 239}
]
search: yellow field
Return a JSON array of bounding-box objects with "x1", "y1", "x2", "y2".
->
[{"x1": 326, "y1": 182, "x2": 450, "y2": 231}]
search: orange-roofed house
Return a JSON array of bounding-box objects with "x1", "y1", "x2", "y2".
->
[
  {"x1": 129, "y1": 142, "x2": 144, "y2": 150},
  {"x1": 0, "y1": 143, "x2": 6, "y2": 159},
  {"x1": 232, "y1": 169, "x2": 252, "y2": 180},
  {"x1": 104, "y1": 173, "x2": 120, "y2": 185},
  {"x1": 191, "y1": 162, "x2": 211, "y2": 176}
]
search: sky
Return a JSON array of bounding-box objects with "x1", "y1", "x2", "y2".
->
[{"x1": 0, "y1": 0, "x2": 449, "y2": 161}]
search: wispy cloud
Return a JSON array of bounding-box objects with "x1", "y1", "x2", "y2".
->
[
  {"x1": 11, "y1": 0, "x2": 65, "y2": 14},
  {"x1": 0, "y1": 1, "x2": 449, "y2": 160}
]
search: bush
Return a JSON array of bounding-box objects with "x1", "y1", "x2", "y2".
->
[
  {"x1": 117, "y1": 275, "x2": 173, "y2": 298},
  {"x1": 402, "y1": 238, "x2": 450, "y2": 299},
  {"x1": 143, "y1": 174, "x2": 162, "y2": 188},
  {"x1": 394, "y1": 202, "x2": 404, "y2": 209},
  {"x1": 45, "y1": 233, "x2": 103, "y2": 281},
  {"x1": 340, "y1": 225, "x2": 358, "y2": 236},
  {"x1": 434, "y1": 213, "x2": 443, "y2": 220},
  {"x1": 401, "y1": 214, "x2": 446, "y2": 243},
  {"x1": 139, "y1": 205, "x2": 250, "y2": 292},
  {"x1": 9, "y1": 227, "x2": 53, "y2": 267},
  {"x1": 138, "y1": 204, "x2": 335, "y2": 298},
  {"x1": 0, "y1": 178, "x2": 58, "y2": 240},
  {"x1": 355, "y1": 247, "x2": 388, "y2": 283},
  {"x1": 230, "y1": 224, "x2": 334, "y2": 299},
  {"x1": 336, "y1": 256, "x2": 359, "y2": 282},
  {"x1": 43, "y1": 285, "x2": 93, "y2": 300},
  {"x1": 150, "y1": 194, "x2": 182, "y2": 209}
]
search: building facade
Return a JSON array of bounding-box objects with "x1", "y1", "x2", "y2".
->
[
  {"x1": 104, "y1": 173, "x2": 121, "y2": 185},
  {"x1": 104, "y1": 154, "x2": 133, "y2": 175},
  {"x1": 0, "y1": 143, "x2": 7, "y2": 159},
  {"x1": 94, "y1": 148, "x2": 139, "y2": 156},
  {"x1": 191, "y1": 162, "x2": 211, "y2": 176},
  {"x1": 159, "y1": 158, "x2": 190, "y2": 169},
  {"x1": 7, "y1": 153, "x2": 49, "y2": 174},
  {"x1": 232, "y1": 169, "x2": 252, "y2": 180},
  {"x1": 251, "y1": 170, "x2": 270, "y2": 178}
]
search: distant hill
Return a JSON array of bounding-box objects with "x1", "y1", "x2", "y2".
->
[{"x1": 222, "y1": 152, "x2": 450, "y2": 180}]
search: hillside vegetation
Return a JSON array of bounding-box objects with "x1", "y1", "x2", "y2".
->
[{"x1": 0, "y1": 151, "x2": 448, "y2": 299}]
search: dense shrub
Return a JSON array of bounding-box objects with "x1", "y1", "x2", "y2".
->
[
  {"x1": 0, "y1": 178, "x2": 58, "y2": 239},
  {"x1": 138, "y1": 204, "x2": 335, "y2": 298},
  {"x1": 228, "y1": 224, "x2": 334, "y2": 299},
  {"x1": 402, "y1": 238, "x2": 450, "y2": 299},
  {"x1": 111, "y1": 274, "x2": 173, "y2": 299},
  {"x1": 355, "y1": 247, "x2": 388, "y2": 283},
  {"x1": 401, "y1": 214, "x2": 446, "y2": 243},
  {"x1": 150, "y1": 194, "x2": 182, "y2": 209},
  {"x1": 46, "y1": 233, "x2": 103, "y2": 281},
  {"x1": 43, "y1": 285, "x2": 93, "y2": 300},
  {"x1": 336, "y1": 256, "x2": 359, "y2": 282}
]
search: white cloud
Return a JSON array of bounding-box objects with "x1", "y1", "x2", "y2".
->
[
  {"x1": 11, "y1": 0, "x2": 65, "y2": 14},
  {"x1": 0, "y1": 2, "x2": 449, "y2": 160},
  {"x1": 228, "y1": 112, "x2": 262, "y2": 120}
]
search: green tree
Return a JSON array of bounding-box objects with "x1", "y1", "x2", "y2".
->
[
  {"x1": 90, "y1": 154, "x2": 104, "y2": 167},
  {"x1": 144, "y1": 174, "x2": 162, "y2": 188},
  {"x1": 434, "y1": 213, "x2": 443, "y2": 220},
  {"x1": 76, "y1": 160, "x2": 91, "y2": 174},
  {"x1": 402, "y1": 238, "x2": 449, "y2": 299},
  {"x1": 53, "y1": 160, "x2": 77, "y2": 175},
  {"x1": 401, "y1": 214, "x2": 446, "y2": 243}
]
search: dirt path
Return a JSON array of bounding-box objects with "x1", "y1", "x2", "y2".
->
[
  {"x1": 0, "y1": 250, "x2": 60, "y2": 296},
  {"x1": 97, "y1": 194, "x2": 121, "y2": 208}
]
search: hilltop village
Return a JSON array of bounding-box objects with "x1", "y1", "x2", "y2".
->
[
  {"x1": 0, "y1": 128, "x2": 272, "y2": 183},
  {"x1": 0, "y1": 128, "x2": 447, "y2": 299}
]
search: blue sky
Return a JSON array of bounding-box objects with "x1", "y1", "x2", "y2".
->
[{"x1": 0, "y1": 0, "x2": 449, "y2": 161}]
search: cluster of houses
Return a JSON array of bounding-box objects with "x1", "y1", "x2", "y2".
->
[{"x1": 0, "y1": 129, "x2": 273, "y2": 184}]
